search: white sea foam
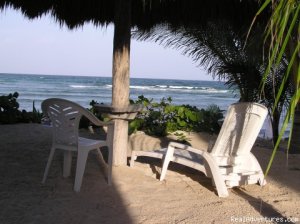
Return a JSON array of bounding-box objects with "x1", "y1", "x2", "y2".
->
[
  {"x1": 130, "y1": 85, "x2": 153, "y2": 89},
  {"x1": 106, "y1": 84, "x2": 227, "y2": 93},
  {"x1": 155, "y1": 85, "x2": 168, "y2": 88},
  {"x1": 69, "y1": 85, "x2": 96, "y2": 89},
  {"x1": 202, "y1": 88, "x2": 228, "y2": 93},
  {"x1": 169, "y1": 85, "x2": 194, "y2": 89}
]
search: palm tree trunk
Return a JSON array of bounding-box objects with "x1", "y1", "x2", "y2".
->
[
  {"x1": 287, "y1": 39, "x2": 300, "y2": 154},
  {"x1": 272, "y1": 109, "x2": 280, "y2": 146},
  {"x1": 111, "y1": 0, "x2": 132, "y2": 165},
  {"x1": 290, "y1": 104, "x2": 300, "y2": 153}
]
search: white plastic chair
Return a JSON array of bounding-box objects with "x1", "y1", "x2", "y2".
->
[
  {"x1": 159, "y1": 102, "x2": 268, "y2": 197},
  {"x1": 41, "y1": 98, "x2": 114, "y2": 192}
]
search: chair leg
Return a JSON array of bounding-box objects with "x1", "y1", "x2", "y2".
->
[
  {"x1": 107, "y1": 145, "x2": 113, "y2": 186},
  {"x1": 63, "y1": 151, "x2": 73, "y2": 178},
  {"x1": 129, "y1": 152, "x2": 137, "y2": 168},
  {"x1": 160, "y1": 157, "x2": 170, "y2": 181},
  {"x1": 106, "y1": 124, "x2": 114, "y2": 186},
  {"x1": 74, "y1": 149, "x2": 89, "y2": 192},
  {"x1": 96, "y1": 148, "x2": 112, "y2": 185},
  {"x1": 42, "y1": 147, "x2": 56, "y2": 184},
  {"x1": 160, "y1": 146, "x2": 175, "y2": 181},
  {"x1": 96, "y1": 148, "x2": 106, "y2": 165}
]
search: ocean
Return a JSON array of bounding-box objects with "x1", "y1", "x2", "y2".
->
[
  {"x1": 0, "y1": 73, "x2": 239, "y2": 112},
  {"x1": 2, "y1": 73, "x2": 289, "y2": 139}
]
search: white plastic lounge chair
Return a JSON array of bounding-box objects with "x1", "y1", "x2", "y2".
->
[
  {"x1": 41, "y1": 98, "x2": 114, "y2": 192},
  {"x1": 159, "y1": 102, "x2": 268, "y2": 197}
]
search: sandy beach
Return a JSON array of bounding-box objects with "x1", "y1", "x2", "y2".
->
[{"x1": 0, "y1": 123, "x2": 299, "y2": 224}]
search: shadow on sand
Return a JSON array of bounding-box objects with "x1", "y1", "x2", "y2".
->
[
  {"x1": 0, "y1": 124, "x2": 134, "y2": 224},
  {"x1": 232, "y1": 188, "x2": 296, "y2": 224}
]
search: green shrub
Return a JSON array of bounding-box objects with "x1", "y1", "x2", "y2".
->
[
  {"x1": 129, "y1": 95, "x2": 224, "y2": 137},
  {"x1": 88, "y1": 95, "x2": 223, "y2": 137}
]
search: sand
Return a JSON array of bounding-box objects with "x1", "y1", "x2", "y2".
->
[{"x1": 0, "y1": 123, "x2": 299, "y2": 224}]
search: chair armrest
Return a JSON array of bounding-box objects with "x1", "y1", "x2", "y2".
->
[
  {"x1": 81, "y1": 108, "x2": 114, "y2": 127},
  {"x1": 168, "y1": 141, "x2": 208, "y2": 156}
]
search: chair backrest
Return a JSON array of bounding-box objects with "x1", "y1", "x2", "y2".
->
[
  {"x1": 209, "y1": 102, "x2": 268, "y2": 159},
  {"x1": 42, "y1": 98, "x2": 105, "y2": 147}
]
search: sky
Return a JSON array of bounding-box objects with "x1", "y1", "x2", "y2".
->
[{"x1": 0, "y1": 8, "x2": 212, "y2": 81}]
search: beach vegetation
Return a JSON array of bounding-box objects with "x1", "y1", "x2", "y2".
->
[
  {"x1": 0, "y1": 92, "x2": 42, "y2": 124},
  {"x1": 128, "y1": 95, "x2": 223, "y2": 137},
  {"x1": 133, "y1": 21, "x2": 292, "y2": 145},
  {"x1": 250, "y1": 0, "x2": 300, "y2": 174},
  {"x1": 88, "y1": 96, "x2": 223, "y2": 137}
]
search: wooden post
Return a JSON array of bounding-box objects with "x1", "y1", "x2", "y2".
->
[{"x1": 111, "y1": 0, "x2": 131, "y2": 165}]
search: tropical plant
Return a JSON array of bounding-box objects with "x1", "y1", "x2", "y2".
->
[
  {"x1": 249, "y1": 0, "x2": 300, "y2": 174},
  {"x1": 133, "y1": 21, "x2": 293, "y2": 143},
  {"x1": 128, "y1": 95, "x2": 223, "y2": 137}
]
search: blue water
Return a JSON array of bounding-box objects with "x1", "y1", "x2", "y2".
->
[
  {"x1": 0, "y1": 73, "x2": 239, "y2": 111},
  {"x1": 1, "y1": 73, "x2": 291, "y2": 139}
]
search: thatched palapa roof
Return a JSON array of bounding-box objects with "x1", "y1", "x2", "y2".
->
[{"x1": 0, "y1": 0, "x2": 262, "y2": 30}]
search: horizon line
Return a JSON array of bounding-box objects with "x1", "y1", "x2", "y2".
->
[{"x1": 0, "y1": 72, "x2": 220, "y2": 82}]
